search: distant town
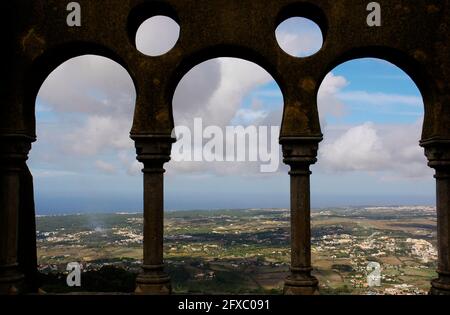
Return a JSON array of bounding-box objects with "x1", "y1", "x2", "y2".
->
[{"x1": 36, "y1": 206, "x2": 437, "y2": 294}]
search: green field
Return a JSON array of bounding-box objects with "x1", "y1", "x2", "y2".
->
[{"x1": 36, "y1": 206, "x2": 437, "y2": 294}]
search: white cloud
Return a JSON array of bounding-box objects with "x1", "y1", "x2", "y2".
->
[
  {"x1": 34, "y1": 54, "x2": 137, "y2": 175},
  {"x1": 318, "y1": 120, "x2": 432, "y2": 179},
  {"x1": 337, "y1": 91, "x2": 423, "y2": 107},
  {"x1": 173, "y1": 58, "x2": 273, "y2": 128},
  {"x1": 317, "y1": 73, "x2": 348, "y2": 128},
  {"x1": 37, "y1": 55, "x2": 135, "y2": 116},
  {"x1": 135, "y1": 16, "x2": 180, "y2": 56},
  {"x1": 320, "y1": 122, "x2": 391, "y2": 172},
  {"x1": 275, "y1": 17, "x2": 323, "y2": 57},
  {"x1": 276, "y1": 32, "x2": 322, "y2": 57},
  {"x1": 118, "y1": 151, "x2": 142, "y2": 176},
  {"x1": 65, "y1": 115, "x2": 133, "y2": 156},
  {"x1": 95, "y1": 160, "x2": 117, "y2": 174}
]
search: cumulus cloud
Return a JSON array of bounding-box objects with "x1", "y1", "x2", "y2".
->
[
  {"x1": 318, "y1": 120, "x2": 431, "y2": 179},
  {"x1": 95, "y1": 160, "x2": 117, "y2": 174},
  {"x1": 173, "y1": 58, "x2": 273, "y2": 128},
  {"x1": 275, "y1": 17, "x2": 323, "y2": 57},
  {"x1": 317, "y1": 73, "x2": 348, "y2": 128},
  {"x1": 65, "y1": 115, "x2": 133, "y2": 156},
  {"x1": 118, "y1": 151, "x2": 142, "y2": 176},
  {"x1": 37, "y1": 56, "x2": 135, "y2": 116},
  {"x1": 135, "y1": 16, "x2": 180, "y2": 56},
  {"x1": 320, "y1": 123, "x2": 391, "y2": 171},
  {"x1": 34, "y1": 54, "x2": 138, "y2": 176},
  {"x1": 315, "y1": 70, "x2": 430, "y2": 180},
  {"x1": 172, "y1": 59, "x2": 221, "y2": 126}
]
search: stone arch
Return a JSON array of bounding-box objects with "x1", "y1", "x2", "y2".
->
[
  {"x1": 313, "y1": 53, "x2": 442, "y2": 294},
  {"x1": 166, "y1": 46, "x2": 288, "y2": 132},
  {"x1": 23, "y1": 48, "x2": 137, "y2": 292},
  {"x1": 2, "y1": 0, "x2": 450, "y2": 296},
  {"x1": 24, "y1": 42, "x2": 138, "y2": 139},
  {"x1": 276, "y1": 1, "x2": 329, "y2": 41},
  {"x1": 127, "y1": 1, "x2": 180, "y2": 48},
  {"x1": 317, "y1": 46, "x2": 434, "y2": 141}
]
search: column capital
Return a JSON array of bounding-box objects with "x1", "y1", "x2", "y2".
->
[
  {"x1": 420, "y1": 138, "x2": 450, "y2": 171},
  {"x1": 280, "y1": 136, "x2": 322, "y2": 169},
  {"x1": 422, "y1": 138, "x2": 450, "y2": 295},
  {"x1": 0, "y1": 133, "x2": 34, "y2": 294},
  {"x1": 131, "y1": 134, "x2": 176, "y2": 166},
  {"x1": 0, "y1": 134, "x2": 34, "y2": 166}
]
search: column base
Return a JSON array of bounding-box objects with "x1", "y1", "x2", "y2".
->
[
  {"x1": 430, "y1": 277, "x2": 450, "y2": 295},
  {"x1": 0, "y1": 265, "x2": 24, "y2": 294},
  {"x1": 283, "y1": 271, "x2": 319, "y2": 295},
  {"x1": 135, "y1": 266, "x2": 171, "y2": 295}
]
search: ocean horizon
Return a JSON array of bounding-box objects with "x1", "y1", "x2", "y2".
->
[{"x1": 35, "y1": 203, "x2": 436, "y2": 216}]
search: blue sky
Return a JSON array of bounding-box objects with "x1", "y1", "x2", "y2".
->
[{"x1": 29, "y1": 17, "x2": 434, "y2": 214}]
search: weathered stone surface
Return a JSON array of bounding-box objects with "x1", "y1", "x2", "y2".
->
[{"x1": 2, "y1": 0, "x2": 450, "y2": 295}]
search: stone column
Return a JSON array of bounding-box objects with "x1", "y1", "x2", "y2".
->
[
  {"x1": 18, "y1": 164, "x2": 39, "y2": 292},
  {"x1": 281, "y1": 137, "x2": 321, "y2": 295},
  {"x1": 0, "y1": 134, "x2": 33, "y2": 294},
  {"x1": 132, "y1": 135, "x2": 174, "y2": 294},
  {"x1": 422, "y1": 139, "x2": 450, "y2": 295}
]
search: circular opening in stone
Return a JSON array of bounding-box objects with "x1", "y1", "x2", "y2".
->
[
  {"x1": 135, "y1": 15, "x2": 180, "y2": 57},
  {"x1": 275, "y1": 17, "x2": 323, "y2": 58}
]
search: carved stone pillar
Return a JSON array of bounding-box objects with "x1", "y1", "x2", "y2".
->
[
  {"x1": 0, "y1": 134, "x2": 33, "y2": 294},
  {"x1": 281, "y1": 137, "x2": 321, "y2": 295},
  {"x1": 18, "y1": 164, "x2": 39, "y2": 292},
  {"x1": 422, "y1": 139, "x2": 450, "y2": 295},
  {"x1": 132, "y1": 134, "x2": 174, "y2": 294}
]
